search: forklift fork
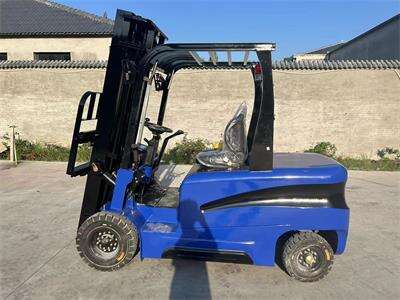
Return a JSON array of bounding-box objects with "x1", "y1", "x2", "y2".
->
[{"x1": 67, "y1": 91, "x2": 101, "y2": 177}]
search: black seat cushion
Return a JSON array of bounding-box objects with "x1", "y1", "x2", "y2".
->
[{"x1": 196, "y1": 103, "x2": 248, "y2": 169}]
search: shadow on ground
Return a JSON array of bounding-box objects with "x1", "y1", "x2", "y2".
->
[{"x1": 169, "y1": 199, "x2": 216, "y2": 299}]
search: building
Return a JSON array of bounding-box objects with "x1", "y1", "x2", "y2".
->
[
  {"x1": 0, "y1": 1, "x2": 399, "y2": 159},
  {"x1": 291, "y1": 14, "x2": 400, "y2": 61},
  {"x1": 291, "y1": 42, "x2": 345, "y2": 61},
  {"x1": 0, "y1": 0, "x2": 113, "y2": 61},
  {"x1": 327, "y1": 14, "x2": 400, "y2": 60}
]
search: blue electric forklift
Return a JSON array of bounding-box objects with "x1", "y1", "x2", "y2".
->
[{"x1": 67, "y1": 10, "x2": 349, "y2": 282}]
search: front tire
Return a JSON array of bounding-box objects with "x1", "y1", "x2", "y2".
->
[
  {"x1": 282, "y1": 232, "x2": 334, "y2": 282},
  {"x1": 76, "y1": 212, "x2": 139, "y2": 271}
]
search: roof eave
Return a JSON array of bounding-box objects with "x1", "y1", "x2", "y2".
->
[{"x1": 0, "y1": 32, "x2": 113, "y2": 38}]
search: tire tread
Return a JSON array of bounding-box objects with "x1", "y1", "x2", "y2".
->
[
  {"x1": 76, "y1": 212, "x2": 138, "y2": 272},
  {"x1": 282, "y1": 232, "x2": 334, "y2": 282}
]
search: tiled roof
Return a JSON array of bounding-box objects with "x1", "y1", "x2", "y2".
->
[
  {"x1": 0, "y1": 60, "x2": 108, "y2": 69},
  {"x1": 328, "y1": 14, "x2": 400, "y2": 56},
  {"x1": 0, "y1": 0, "x2": 114, "y2": 37},
  {"x1": 272, "y1": 59, "x2": 400, "y2": 70},
  {"x1": 0, "y1": 60, "x2": 399, "y2": 70}
]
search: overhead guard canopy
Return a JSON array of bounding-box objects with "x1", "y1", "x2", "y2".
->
[
  {"x1": 141, "y1": 43, "x2": 277, "y2": 172},
  {"x1": 140, "y1": 43, "x2": 276, "y2": 72}
]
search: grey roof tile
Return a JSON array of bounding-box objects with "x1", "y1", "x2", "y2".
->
[
  {"x1": 0, "y1": 0, "x2": 113, "y2": 37},
  {"x1": 1, "y1": 59, "x2": 399, "y2": 70}
]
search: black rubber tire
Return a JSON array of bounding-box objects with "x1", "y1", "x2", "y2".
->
[
  {"x1": 76, "y1": 212, "x2": 139, "y2": 271},
  {"x1": 282, "y1": 232, "x2": 334, "y2": 282}
]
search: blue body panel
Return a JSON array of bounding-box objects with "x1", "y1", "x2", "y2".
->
[{"x1": 104, "y1": 153, "x2": 350, "y2": 266}]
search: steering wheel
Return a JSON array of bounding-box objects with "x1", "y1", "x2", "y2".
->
[{"x1": 144, "y1": 119, "x2": 173, "y2": 135}]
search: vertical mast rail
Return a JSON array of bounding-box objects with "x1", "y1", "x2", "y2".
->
[
  {"x1": 243, "y1": 51, "x2": 249, "y2": 65},
  {"x1": 227, "y1": 51, "x2": 232, "y2": 66},
  {"x1": 208, "y1": 51, "x2": 218, "y2": 65}
]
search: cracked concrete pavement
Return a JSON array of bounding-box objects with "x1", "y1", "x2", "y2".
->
[{"x1": 0, "y1": 161, "x2": 399, "y2": 299}]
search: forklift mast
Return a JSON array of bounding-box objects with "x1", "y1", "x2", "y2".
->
[{"x1": 67, "y1": 10, "x2": 167, "y2": 225}]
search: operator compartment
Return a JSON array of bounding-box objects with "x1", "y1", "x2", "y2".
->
[{"x1": 130, "y1": 118, "x2": 185, "y2": 208}]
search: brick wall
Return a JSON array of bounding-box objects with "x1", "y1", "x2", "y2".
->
[{"x1": 0, "y1": 68, "x2": 399, "y2": 158}]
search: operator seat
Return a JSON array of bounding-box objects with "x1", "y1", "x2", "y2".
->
[{"x1": 196, "y1": 102, "x2": 248, "y2": 169}]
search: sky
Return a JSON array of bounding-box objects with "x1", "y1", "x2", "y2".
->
[{"x1": 58, "y1": 0, "x2": 399, "y2": 60}]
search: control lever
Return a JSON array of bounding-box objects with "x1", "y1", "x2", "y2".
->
[
  {"x1": 91, "y1": 163, "x2": 116, "y2": 185},
  {"x1": 154, "y1": 130, "x2": 185, "y2": 168}
]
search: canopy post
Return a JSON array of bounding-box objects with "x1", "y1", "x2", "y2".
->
[
  {"x1": 208, "y1": 51, "x2": 218, "y2": 65},
  {"x1": 227, "y1": 51, "x2": 232, "y2": 66},
  {"x1": 243, "y1": 51, "x2": 249, "y2": 65},
  {"x1": 248, "y1": 51, "x2": 274, "y2": 171},
  {"x1": 157, "y1": 73, "x2": 173, "y2": 125},
  {"x1": 189, "y1": 51, "x2": 203, "y2": 66},
  {"x1": 136, "y1": 62, "x2": 158, "y2": 144}
]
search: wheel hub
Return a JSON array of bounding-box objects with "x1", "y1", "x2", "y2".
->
[
  {"x1": 94, "y1": 230, "x2": 119, "y2": 253},
  {"x1": 305, "y1": 254, "x2": 316, "y2": 265},
  {"x1": 298, "y1": 248, "x2": 319, "y2": 269}
]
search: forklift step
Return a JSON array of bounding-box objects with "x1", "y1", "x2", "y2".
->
[{"x1": 162, "y1": 248, "x2": 254, "y2": 264}]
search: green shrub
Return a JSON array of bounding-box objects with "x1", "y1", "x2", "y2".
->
[
  {"x1": 163, "y1": 138, "x2": 209, "y2": 164},
  {"x1": 2, "y1": 134, "x2": 399, "y2": 172},
  {"x1": 377, "y1": 147, "x2": 400, "y2": 160},
  {"x1": 0, "y1": 149, "x2": 7, "y2": 160},
  {"x1": 0, "y1": 136, "x2": 91, "y2": 162},
  {"x1": 305, "y1": 142, "x2": 337, "y2": 158}
]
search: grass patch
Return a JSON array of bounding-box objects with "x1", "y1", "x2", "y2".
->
[
  {"x1": 336, "y1": 157, "x2": 399, "y2": 171},
  {"x1": 306, "y1": 142, "x2": 400, "y2": 171},
  {"x1": 1, "y1": 138, "x2": 399, "y2": 171}
]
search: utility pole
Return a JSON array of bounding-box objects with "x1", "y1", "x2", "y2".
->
[{"x1": 9, "y1": 125, "x2": 17, "y2": 165}]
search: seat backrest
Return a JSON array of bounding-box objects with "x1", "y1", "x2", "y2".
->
[{"x1": 223, "y1": 102, "x2": 248, "y2": 160}]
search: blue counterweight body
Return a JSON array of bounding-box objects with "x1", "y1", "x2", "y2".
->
[{"x1": 104, "y1": 153, "x2": 349, "y2": 266}]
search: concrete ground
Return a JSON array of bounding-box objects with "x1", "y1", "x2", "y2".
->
[{"x1": 0, "y1": 161, "x2": 399, "y2": 300}]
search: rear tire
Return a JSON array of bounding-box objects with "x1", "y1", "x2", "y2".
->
[
  {"x1": 282, "y1": 232, "x2": 334, "y2": 282},
  {"x1": 76, "y1": 212, "x2": 138, "y2": 271}
]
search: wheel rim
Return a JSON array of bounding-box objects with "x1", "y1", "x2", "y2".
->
[
  {"x1": 88, "y1": 227, "x2": 121, "y2": 260},
  {"x1": 296, "y1": 246, "x2": 324, "y2": 272}
]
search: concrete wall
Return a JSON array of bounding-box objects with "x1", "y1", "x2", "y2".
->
[
  {"x1": 328, "y1": 16, "x2": 400, "y2": 60},
  {"x1": 0, "y1": 68, "x2": 399, "y2": 158},
  {"x1": 0, "y1": 37, "x2": 111, "y2": 60}
]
